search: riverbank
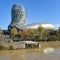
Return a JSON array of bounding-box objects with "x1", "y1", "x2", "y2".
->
[
  {"x1": 0, "y1": 41, "x2": 60, "y2": 50},
  {"x1": 0, "y1": 41, "x2": 60, "y2": 60}
]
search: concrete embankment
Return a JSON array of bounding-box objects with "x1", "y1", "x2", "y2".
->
[{"x1": 0, "y1": 42, "x2": 25, "y2": 49}]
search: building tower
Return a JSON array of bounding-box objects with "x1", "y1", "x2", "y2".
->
[{"x1": 8, "y1": 4, "x2": 27, "y2": 30}]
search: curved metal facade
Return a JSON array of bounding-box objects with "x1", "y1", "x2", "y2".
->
[
  {"x1": 8, "y1": 4, "x2": 54, "y2": 30},
  {"x1": 8, "y1": 4, "x2": 27, "y2": 30}
]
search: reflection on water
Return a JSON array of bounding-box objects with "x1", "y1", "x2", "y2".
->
[
  {"x1": 43, "y1": 47, "x2": 54, "y2": 53},
  {"x1": 0, "y1": 42, "x2": 60, "y2": 60}
]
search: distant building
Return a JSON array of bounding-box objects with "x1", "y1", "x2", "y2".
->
[
  {"x1": 16, "y1": 23, "x2": 54, "y2": 30},
  {"x1": 8, "y1": 4, "x2": 27, "y2": 30},
  {"x1": 0, "y1": 34, "x2": 10, "y2": 39},
  {"x1": 8, "y1": 4, "x2": 54, "y2": 30}
]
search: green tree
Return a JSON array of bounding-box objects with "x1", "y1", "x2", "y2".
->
[
  {"x1": 57, "y1": 27, "x2": 60, "y2": 41},
  {"x1": 51, "y1": 36, "x2": 58, "y2": 41},
  {"x1": 58, "y1": 27, "x2": 60, "y2": 35},
  {"x1": 38, "y1": 26, "x2": 44, "y2": 41},
  {"x1": 11, "y1": 28, "x2": 18, "y2": 38},
  {"x1": 0, "y1": 29, "x2": 3, "y2": 34},
  {"x1": 43, "y1": 31, "x2": 48, "y2": 41},
  {"x1": 28, "y1": 29, "x2": 36, "y2": 40},
  {"x1": 22, "y1": 29, "x2": 36, "y2": 41},
  {"x1": 22, "y1": 29, "x2": 28, "y2": 40},
  {"x1": 48, "y1": 29, "x2": 58, "y2": 41}
]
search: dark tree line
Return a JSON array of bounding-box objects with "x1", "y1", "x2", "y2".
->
[{"x1": 0, "y1": 27, "x2": 60, "y2": 42}]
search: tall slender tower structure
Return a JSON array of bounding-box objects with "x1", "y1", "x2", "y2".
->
[{"x1": 8, "y1": 4, "x2": 27, "y2": 30}]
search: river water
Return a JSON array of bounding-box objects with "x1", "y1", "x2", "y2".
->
[{"x1": 0, "y1": 42, "x2": 60, "y2": 60}]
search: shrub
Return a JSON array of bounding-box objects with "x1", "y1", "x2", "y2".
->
[
  {"x1": 0, "y1": 44, "x2": 9, "y2": 50},
  {"x1": 0, "y1": 44, "x2": 3, "y2": 50},
  {"x1": 31, "y1": 45, "x2": 34, "y2": 48},
  {"x1": 7, "y1": 39, "x2": 13, "y2": 43},
  {"x1": 9, "y1": 44, "x2": 16, "y2": 50},
  {"x1": 3, "y1": 45, "x2": 9, "y2": 49}
]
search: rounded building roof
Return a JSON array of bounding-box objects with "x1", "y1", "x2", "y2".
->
[{"x1": 16, "y1": 23, "x2": 54, "y2": 30}]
